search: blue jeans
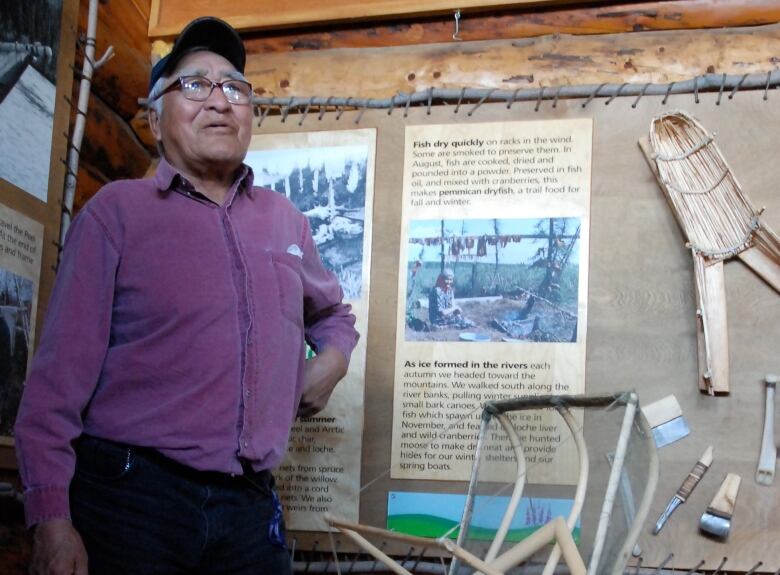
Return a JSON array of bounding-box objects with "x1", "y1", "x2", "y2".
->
[{"x1": 70, "y1": 435, "x2": 291, "y2": 575}]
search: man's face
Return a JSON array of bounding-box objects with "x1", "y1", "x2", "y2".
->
[{"x1": 149, "y1": 51, "x2": 252, "y2": 178}]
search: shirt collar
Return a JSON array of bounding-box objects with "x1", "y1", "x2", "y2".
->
[{"x1": 153, "y1": 157, "x2": 255, "y2": 200}]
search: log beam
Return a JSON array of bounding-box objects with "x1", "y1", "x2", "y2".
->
[
  {"x1": 242, "y1": 0, "x2": 780, "y2": 53},
  {"x1": 76, "y1": 0, "x2": 152, "y2": 121},
  {"x1": 70, "y1": 82, "x2": 152, "y2": 205},
  {"x1": 149, "y1": 0, "x2": 612, "y2": 37},
  {"x1": 244, "y1": 23, "x2": 780, "y2": 99}
]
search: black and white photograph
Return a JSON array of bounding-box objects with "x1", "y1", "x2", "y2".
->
[
  {"x1": 0, "y1": 267, "x2": 33, "y2": 438},
  {"x1": 404, "y1": 217, "x2": 581, "y2": 343},
  {"x1": 0, "y1": 0, "x2": 62, "y2": 202},
  {"x1": 246, "y1": 144, "x2": 370, "y2": 299}
]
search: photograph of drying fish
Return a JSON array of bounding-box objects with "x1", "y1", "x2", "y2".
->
[
  {"x1": 404, "y1": 216, "x2": 580, "y2": 343},
  {"x1": 0, "y1": 0, "x2": 62, "y2": 202}
]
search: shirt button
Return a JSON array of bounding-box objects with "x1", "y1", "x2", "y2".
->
[
  {"x1": 243, "y1": 441, "x2": 249, "y2": 448},
  {"x1": 245, "y1": 389, "x2": 251, "y2": 396}
]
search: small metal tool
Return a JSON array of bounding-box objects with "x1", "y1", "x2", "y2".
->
[
  {"x1": 653, "y1": 446, "x2": 713, "y2": 535},
  {"x1": 700, "y1": 473, "x2": 741, "y2": 540}
]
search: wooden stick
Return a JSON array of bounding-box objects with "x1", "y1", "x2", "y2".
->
[
  {"x1": 483, "y1": 413, "x2": 527, "y2": 563},
  {"x1": 739, "y1": 244, "x2": 780, "y2": 293},
  {"x1": 335, "y1": 528, "x2": 414, "y2": 575},
  {"x1": 698, "y1": 260, "x2": 730, "y2": 395},
  {"x1": 540, "y1": 406, "x2": 589, "y2": 575},
  {"x1": 325, "y1": 516, "x2": 439, "y2": 548},
  {"x1": 611, "y1": 398, "x2": 660, "y2": 575},
  {"x1": 588, "y1": 395, "x2": 637, "y2": 574},
  {"x1": 488, "y1": 516, "x2": 586, "y2": 575},
  {"x1": 439, "y1": 538, "x2": 504, "y2": 575},
  {"x1": 60, "y1": 0, "x2": 114, "y2": 256}
]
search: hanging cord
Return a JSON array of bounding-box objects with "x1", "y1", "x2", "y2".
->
[
  {"x1": 605, "y1": 82, "x2": 627, "y2": 105},
  {"x1": 582, "y1": 83, "x2": 606, "y2": 108},
  {"x1": 318, "y1": 96, "x2": 333, "y2": 120},
  {"x1": 662, "y1": 81, "x2": 675, "y2": 105},
  {"x1": 632, "y1": 83, "x2": 651, "y2": 108},
  {"x1": 404, "y1": 92, "x2": 412, "y2": 117},
  {"x1": 468, "y1": 88, "x2": 495, "y2": 116},
  {"x1": 552, "y1": 85, "x2": 563, "y2": 108},
  {"x1": 534, "y1": 86, "x2": 545, "y2": 112},
  {"x1": 716, "y1": 73, "x2": 727, "y2": 105},
  {"x1": 729, "y1": 73, "x2": 748, "y2": 99}
]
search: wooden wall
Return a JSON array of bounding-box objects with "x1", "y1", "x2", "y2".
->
[
  {"x1": 2, "y1": 1, "x2": 779, "y2": 573},
  {"x1": 77, "y1": 0, "x2": 780, "y2": 214}
]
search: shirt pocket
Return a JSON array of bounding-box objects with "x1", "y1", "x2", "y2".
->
[{"x1": 270, "y1": 250, "x2": 304, "y2": 326}]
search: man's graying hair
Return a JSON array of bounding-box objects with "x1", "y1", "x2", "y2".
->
[{"x1": 148, "y1": 76, "x2": 165, "y2": 116}]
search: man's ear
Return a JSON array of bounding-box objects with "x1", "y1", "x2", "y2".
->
[{"x1": 148, "y1": 107, "x2": 162, "y2": 143}]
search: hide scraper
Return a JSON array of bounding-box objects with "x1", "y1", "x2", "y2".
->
[
  {"x1": 653, "y1": 446, "x2": 713, "y2": 535},
  {"x1": 699, "y1": 473, "x2": 741, "y2": 540},
  {"x1": 642, "y1": 395, "x2": 690, "y2": 448}
]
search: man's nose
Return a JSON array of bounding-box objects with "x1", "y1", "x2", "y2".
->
[{"x1": 204, "y1": 84, "x2": 231, "y2": 110}]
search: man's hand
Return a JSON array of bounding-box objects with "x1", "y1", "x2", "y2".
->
[
  {"x1": 30, "y1": 518, "x2": 88, "y2": 575},
  {"x1": 298, "y1": 347, "x2": 348, "y2": 418}
]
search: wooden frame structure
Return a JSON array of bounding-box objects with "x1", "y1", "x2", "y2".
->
[{"x1": 326, "y1": 392, "x2": 658, "y2": 575}]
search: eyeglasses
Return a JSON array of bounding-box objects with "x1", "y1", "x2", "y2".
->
[{"x1": 153, "y1": 75, "x2": 253, "y2": 105}]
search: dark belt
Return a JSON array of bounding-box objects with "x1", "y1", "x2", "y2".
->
[{"x1": 76, "y1": 434, "x2": 274, "y2": 491}]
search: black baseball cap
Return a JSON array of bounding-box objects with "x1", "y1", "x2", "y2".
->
[{"x1": 149, "y1": 16, "x2": 246, "y2": 93}]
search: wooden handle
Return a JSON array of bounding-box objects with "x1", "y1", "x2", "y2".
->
[
  {"x1": 756, "y1": 382, "x2": 776, "y2": 485},
  {"x1": 677, "y1": 446, "x2": 713, "y2": 501},
  {"x1": 708, "y1": 473, "x2": 741, "y2": 518},
  {"x1": 738, "y1": 245, "x2": 780, "y2": 293}
]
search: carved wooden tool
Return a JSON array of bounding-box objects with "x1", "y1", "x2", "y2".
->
[
  {"x1": 699, "y1": 473, "x2": 741, "y2": 540},
  {"x1": 653, "y1": 446, "x2": 713, "y2": 534},
  {"x1": 756, "y1": 374, "x2": 779, "y2": 485}
]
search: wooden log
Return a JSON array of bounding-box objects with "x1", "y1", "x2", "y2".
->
[
  {"x1": 76, "y1": 0, "x2": 151, "y2": 121},
  {"x1": 242, "y1": 23, "x2": 780, "y2": 99},
  {"x1": 241, "y1": 0, "x2": 780, "y2": 53},
  {"x1": 70, "y1": 83, "x2": 152, "y2": 186},
  {"x1": 130, "y1": 108, "x2": 157, "y2": 151},
  {"x1": 149, "y1": 0, "x2": 613, "y2": 37},
  {"x1": 74, "y1": 164, "x2": 108, "y2": 214}
]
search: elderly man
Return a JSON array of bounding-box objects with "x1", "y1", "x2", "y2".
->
[{"x1": 15, "y1": 16, "x2": 358, "y2": 575}]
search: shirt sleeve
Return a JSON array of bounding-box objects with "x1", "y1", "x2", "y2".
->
[
  {"x1": 14, "y1": 207, "x2": 119, "y2": 527},
  {"x1": 297, "y1": 217, "x2": 359, "y2": 362}
]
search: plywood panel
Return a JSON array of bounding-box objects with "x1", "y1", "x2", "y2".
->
[{"x1": 254, "y1": 88, "x2": 780, "y2": 570}]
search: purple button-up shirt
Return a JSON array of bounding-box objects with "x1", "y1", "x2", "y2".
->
[{"x1": 14, "y1": 159, "x2": 359, "y2": 527}]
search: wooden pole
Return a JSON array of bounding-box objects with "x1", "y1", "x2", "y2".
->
[{"x1": 60, "y1": 0, "x2": 113, "y2": 259}]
